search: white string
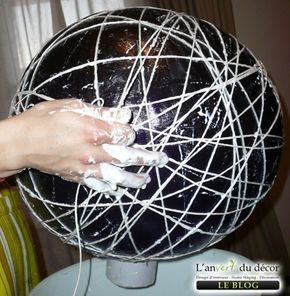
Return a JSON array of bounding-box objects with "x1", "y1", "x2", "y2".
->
[
  {"x1": 11, "y1": 7, "x2": 282, "y2": 262},
  {"x1": 72, "y1": 185, "x2": 82, "y2": 296}
]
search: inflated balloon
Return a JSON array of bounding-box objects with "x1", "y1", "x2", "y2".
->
[{"x1": 11, "y1": 7, "x2": 283, "y2": 260}]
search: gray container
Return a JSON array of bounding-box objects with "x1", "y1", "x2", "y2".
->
[{"x1": 30, "y1": 249, "x2": 262, "y2": 296}]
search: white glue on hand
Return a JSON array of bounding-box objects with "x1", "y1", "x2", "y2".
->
[
  {"x1": 59, "y1": 104, "x2": 132, "y2": 124},
  {"x1": 83, "y1": 176, "x2": 113, "y2": 192},
  {"x1": 82, "y1": 163, "x2": 151, "y2": 195},
  {"x1": 83, "y1": 177, "x2": 124, "y2": 197},
  {"x1": 58, "y1": 104, "x2": 135, "y2": 145},
  {"x1": 109, "y1": 122, "x2": 136, "y2": 145},
  {"x1": 102, "y1": 144, "x2": 169, "y2": 167},
  {"x1": 99, "y1": 163, "x2": 151, "y2": 189}
]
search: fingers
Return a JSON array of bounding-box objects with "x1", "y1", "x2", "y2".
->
[
  {"x1": 88, "y1": 119, "x2": 136, "y2": 146},
  {"x1": 36, "y1": 99, "x2": 135, "y2": 145},
  {"x1": 84, "y1": 163, "x2": 151, "y2": 189},
  {"x1": 82, "y1": 178, "x2": 124, "y2": 197},
  {"x1": 100, "y1": 163, "x2": 151, "y2": 189},
  {"x1": 102, "y1": 144, "x2": 169, "y2": 167},
  {"x1": 95, "y1": 107, "x2": 132, "y2": 124},
  {"x1": 67, "y1": 102, "x2": 135, "y2": 145},
  {"x1": 66, "y1": 105, "x2": 132, "y2": 124},
  {"x1": 82, "y1": 145, "x2": 168, "y2": 168},
  {"x1": 48, "y1": 99, "x2": 136, "y2": 145},
  {"x1": 46, "y1": 99, "x2": 132, "y2": 123},
  {"x1": 80, "y1": 145, "x2": 169, "y2": 194},
  {"x1": 105, "y1": 121, "x2": 136, "y2": 145},
  {"x1": 82, "y1": 163, "x2": 151, "y2": 194}
]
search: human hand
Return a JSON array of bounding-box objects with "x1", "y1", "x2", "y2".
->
[{"x1": 0, "y1": 99, "x2": 168, "y2": 194}]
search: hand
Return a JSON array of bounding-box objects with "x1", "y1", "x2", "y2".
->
[{"x1": 0, "y1": 99, "x2": 168, "y2": 193}]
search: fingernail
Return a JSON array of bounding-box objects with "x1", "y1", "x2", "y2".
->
[
  {"x1": 140, "y1": 173, "x2": 151, "y2": 184},
  {"x1": 109, "y1": 182, "x2": 117, "y2": 191},
  {"x1": 126, "y1": 128, "x2": 136, "y2": 146},
  {"x1": 145, "y1": 174, "x2": 151, "y2": 184},
  {"x1": 116, "y1": 108, "x2": 132, "y2": 123},
  {"x1": 141, "y1": 174, "x2": 150, "y2": 189},
  {"x1": 158, "y1": 152, "x2": 169, "y2": 168}
]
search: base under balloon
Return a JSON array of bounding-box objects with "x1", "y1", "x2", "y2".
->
[
  {"x1": 30, "y1": 249, "x2": 262, "y2": 296},
  {"x1": 106, "y1": 259, "x2": 157, "y2": 288}
]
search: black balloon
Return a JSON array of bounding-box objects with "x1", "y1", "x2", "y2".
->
[{"x1": 11, "y1": 7, "x2": 283, "y2": 260}]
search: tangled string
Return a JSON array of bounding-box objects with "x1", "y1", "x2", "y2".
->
[{"x1": 11, "y1": 7, "x2": 283, "y2": 261}]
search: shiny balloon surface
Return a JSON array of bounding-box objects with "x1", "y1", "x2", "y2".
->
[{"x1": 11, "y1": 7, "x2": 283, "y2": 260}]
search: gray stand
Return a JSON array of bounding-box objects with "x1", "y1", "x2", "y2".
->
[{"x1": 106, "y1": 259, "x2": 157, "y2": 288}]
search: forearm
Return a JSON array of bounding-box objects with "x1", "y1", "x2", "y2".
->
[{"x1": 0, "y1": 116, "x2": 26, "y2": 177}]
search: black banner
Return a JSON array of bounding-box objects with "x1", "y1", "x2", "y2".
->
[{"x1": 196, "y1": 280, "x2": 279, "y2": 290}]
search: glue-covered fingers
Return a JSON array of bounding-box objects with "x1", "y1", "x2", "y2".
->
[
  {"x1": 48, "y1": 100, "x2": 136, "y2": 145},
  {"x1": 82, "y1": 164, "x2": 151, "y2": 190},
  {"x1": 48, "y1": 99, "x2": 132, "y2": 124},
  {"x1": 81, "y1": 178, "x2": 124, "y2": 196},
  {"x1": 69, "y1": 105, "x2": 132, "y2": 124},
  {"x1": 89, "y1": 119, "x2": 136, "y2": 146},
  {"x1": 102, "y1": 144, "x2": 169, "y2": 167},
  {"x1": 83, "y1": 144, "x2": 168, "y2": 168},
  {"x1": 89, "y1": 106, "x2": 132, "y2": 124}
]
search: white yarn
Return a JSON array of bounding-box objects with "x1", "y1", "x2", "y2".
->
[{"x1": 11, "y1": 7, "x2": 282, "y2": 263}]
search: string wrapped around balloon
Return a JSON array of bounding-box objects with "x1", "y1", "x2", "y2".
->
[{"x1": 11, "y1": 7, "x2": 283, "y2": 262}]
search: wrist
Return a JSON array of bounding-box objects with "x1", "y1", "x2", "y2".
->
[{"x1": 0, "y1": 116, "x2": 27, "y2": 176}]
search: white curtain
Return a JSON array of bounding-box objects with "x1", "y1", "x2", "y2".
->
[
  {"x1": 0, "y1": 0, "x2": 147, "y2": 119},
  {"x1": 0, "y1": 0, "x2": 52, "y2": 119}
]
